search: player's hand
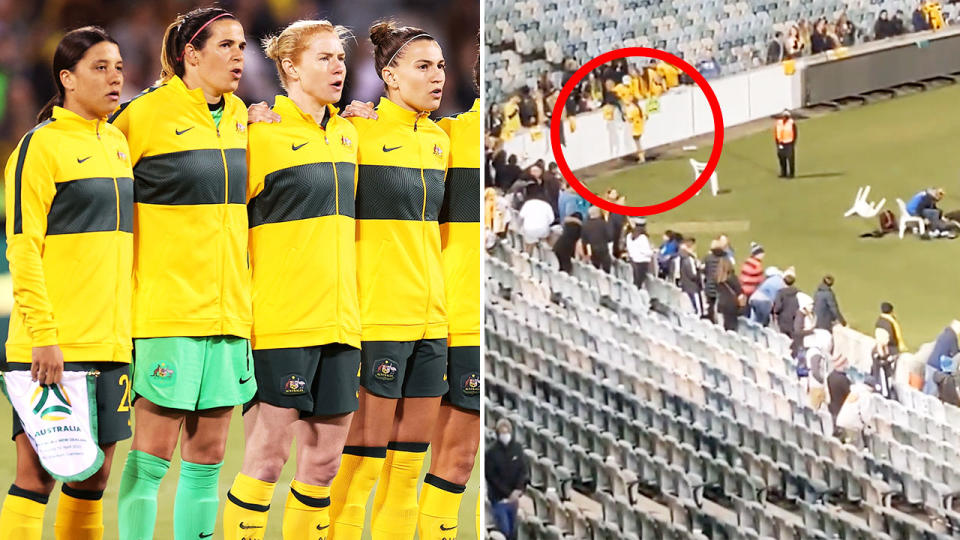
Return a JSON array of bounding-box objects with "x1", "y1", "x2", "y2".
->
[
  {"x1": 31, "y1": 345, "x2": 64, "y2": 386},
  {"x1": 247, "y1": 102, "x2": 281, "y2": 124},
  {"x1": 341, "y1": 100, "x2": 377, "y2": 119}
]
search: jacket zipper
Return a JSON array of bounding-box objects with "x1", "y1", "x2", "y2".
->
[
  {"x1": 207, "y1": 104, "x2": 229, "y2": 335},
  {"x1": 320, "y1": 117, "x2": 343, "y2": 343},
  {"x1": 414, "y1": 116, "x2": 431, "y2": 333},
  {"x1": 97, "y1": 120, "x2": 124, "y2": 349}
]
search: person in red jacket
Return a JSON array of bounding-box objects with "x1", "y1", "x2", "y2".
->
[{"x1": 739, "y1": 242, "x2": 765, "y2": 298}]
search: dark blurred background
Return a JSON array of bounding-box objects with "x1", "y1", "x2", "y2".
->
[{"x1": 0, "y1": 0, "x2": 480, "y2": 169}]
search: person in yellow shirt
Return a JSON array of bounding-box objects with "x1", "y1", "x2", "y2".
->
[
  {"x1": 500, "y1": 95, "x2": 520, "y2": 140},
  {"x1": 922, "y1": 0, "x2": 945, "y2": 29},
  {"x1": 108, "y1": 8, "x2": 258, "y2": 539},
  {"x1": 646, "y1": 63, "x2": 665, "y2": 97},
  {"x1": 416, "y1": 49, "x2": 481, "y2": 540},
  {"x1": 219, "y1": 20, "x2": 360, "y2": 539},
  {"x1": 614, "y1": 75, "x2": 633, "y2": 104},
  {"x1": 0, "y1": 27, "x2": 132, "y2": 540},
  {"x1": 624, "y1": 97, "x2": 647, "y2": 162},
  {"x1": 657, "y1": 61, "x2": 681, "y2": 88},
  {"x1": 328, "y1": 21, "x2": 450, "y2": 540}
]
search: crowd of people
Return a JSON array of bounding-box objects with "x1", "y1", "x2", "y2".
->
[{"x1": 766, "y1": 1, "x2": 947, "y2": 63}]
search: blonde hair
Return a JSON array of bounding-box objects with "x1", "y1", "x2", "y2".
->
[{"x1": 262, "y1": 20, "x2": 351, "y2": 91}]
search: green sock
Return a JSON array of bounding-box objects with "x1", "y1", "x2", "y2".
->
[
  {"x1": 174, "y1": 461, "x2": 222, "y2": 540},
  {"x1": 117, "y1": 450, "x2": 170, "y2": 540}
]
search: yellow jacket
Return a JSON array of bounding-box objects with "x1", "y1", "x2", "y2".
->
[
  {"x1": 437, "y1": 99, "x2": 481, "y2": 347},
  {"x1": 625, "y1": 103, "x2": 646, "y2": 137},
  {"x1": 4, "y1": 107, "x2": 133, "y2": 363},
  {"x1": 108, "y1": 75, "x2": 251, "y2": 339},
  {"x1": 351, "y1": 97, "x2": 449, "y2": 342},
  {"x1": 247, "y1": 96, "x2": 360, "y2": 350}
]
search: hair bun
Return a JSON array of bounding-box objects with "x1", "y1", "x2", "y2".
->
[
  {"x1": 369, "y1": 21, "x2": 397, "y2": 47},
  {"x1": 262, "y1": 35, "x2": 280, "y2": 61}
]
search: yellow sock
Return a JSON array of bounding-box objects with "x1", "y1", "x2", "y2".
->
[
  {"x1": 476, "y1": 492, "x2": 483, "y2": 540},
  {"x1": 0, "y1": 486, "x2": 47, "y2": 540},
  {"x1": 370, "y1": 448, "x2": 396, "y2": 518},
  {"x1": 417, "y1": 474, "x2": 465, "y2": 540},
  {"x1": 55, "y1": 487, "x2": 103, "y2": 540},
  {"x1": 370, "y1": 442, "x2": 429, "y2": 540},
  {"x1": 283, "y1": 480, "x2": 330, "y2": 540},
  {"x1": 222, "y1": 473, "x2": 275, "y2": 540},
  {"x1": 329, "y1": 446, "x2": 386, "y2": 540}
]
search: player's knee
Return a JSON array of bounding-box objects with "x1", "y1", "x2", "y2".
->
[
  {"x1": 248, "y1": 453, "x2": 288, "y2": 483},
  {"x1": 14, "y1": 476, "x2": 55, "y2": 496},
  {"x1": 297, "y1": 451, "x2": 341, "y2": 485},
  {"x1": 66, "y1": 471, "x2": 109, "y2": 492}
]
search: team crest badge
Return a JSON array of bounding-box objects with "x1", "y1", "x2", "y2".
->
[
  {"x1": 433, "y1": 144, "x2": 443, "y2": 158},
  {"x1": 236, "y1": 121, "x2": 246, "y2": 133},
  {"x1": 461, "y1": 373, "x2": 480, "y2": 396},
  {"x1": 373, "y1": 358, "x2": 398, "y2": 382},
  {"x1": 282, "y1": 374, "x2": 307, "y2": 395},
  {"x1": 149, "y1": 362, "x2": 175, "y2": 387},
  {"x1": 117, "y1": 150, "x2": 127, "y2": 161},
  {"x1": 341, "y1": 136, "x2": 352, "y2": 147},
  {"x1": 31, "y1": 384, "x2": 72, "y2": 421}
]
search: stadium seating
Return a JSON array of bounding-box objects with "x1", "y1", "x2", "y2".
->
[
  {"x1": 484, "y1": 222, "x2": 960, "y2": 539},
  {"x1": 485, "y1": 0, "x2": 959, "y2": 103}
]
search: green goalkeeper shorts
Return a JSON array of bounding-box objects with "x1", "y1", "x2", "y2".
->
[{"x1": 132, "y1": 336, "x2": 256, "y2": 411}]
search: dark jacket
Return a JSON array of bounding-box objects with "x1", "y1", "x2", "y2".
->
[
  {"x1": 913, "y1": 9, "x2": 929, "y2": 31},
  {"x1": 702, "y1": 249, "x2": 724, "y2": 298},
  {"x1": 676, "y1": 252, "x2": 702, "y2": 294},
  {"x1": 553, "y1": 215, "x2": 583, "y2": 257},
  {"x1": 936, "y1": 371, "x2": 960, "y2": 406},
  {"x1": 608, "y1": 213, "x2": 627, "y2": 257},
  {"x1": 874, "y1": 18, "x2": 894, "y2": 39},
  {"x1": 717, "y1": 274, "x2": 743, "y2": 320},
  {"x1": 766, "y1": 39, "x2": 784, "y2": 64},
  {"x1": 928, "y1": 326, "x2": 959, "y2": 369},
  {"x1": 581, "y1": 217, "x2": 611, "y2": 256},
  {"x1": 892, "y1": 16, "x2": 905, "y2": 35},
  {"x1": 772, "y1": 286, "x2": 800, "y2": 335},
  {"x1": 811, "y1": 31, "x2": 833, "y2": 53},
  {"x1": 813, "y1": 283, "x2": 845, "y2": 329},
  {"x1": 486, "y1": 439, "x2": 528, "y2": 502},
  {"x1": 827, "y1": 370, "x2": 851, "y2": 422}
]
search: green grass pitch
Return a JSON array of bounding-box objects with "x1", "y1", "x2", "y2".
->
[{"x1": 588, "y1": 83, "x2": 960, "y2": 348}]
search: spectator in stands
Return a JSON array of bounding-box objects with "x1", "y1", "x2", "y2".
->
[
  {"x1": 839, "y1": 20, "x2": 858, "y2": 46},
  {"x1": 518, "y1": 196, "x2": 555, "y2": 253},
  {"x1": 836, "y1": 376, "x2": 876, "y2": 443},
  {"x1": 814, "y1": 275, "x2": 846, "y2": 329},
  {"x1": 676, "y1": 237, "x2": 704, "y2": 316},
  {"x1": 923, "y1": 320, "x2": 960, "y2": 395},
  {"x1": 875, "y1": 9, "x2": 895, "y2": 39},
  {"x1": 522, "y1": 164, "x2": 546, "y2": 202},
  {"x1": 553, "y1": 212, "x2": 583, "y2": 274},
  {"x1": 696, "y1": 54, "x2": 721, "y2": 79},
  {"x1": 739, "y1": 242, "x2": 765, "y2": 299},
  {"x1": 702, "y1": 238, "x2": 726, "y2": 322},
  {"x1": 486, "y1": 418, "x2": 527, "y2": 540},
  {"x1": 792, "y1": 293, "x2": 817, "y2": 356},
  {"x1": 874, "y1": 302, "x2": 906, "y2": 397},
  {"x1": 827, "y1": 355, "x2": 852, "y2": 430},
  {"x1": 786, "y1": 25, "x2": 805, "y2": 58},
  {"x1": 772, "y1": 267, "x2": 800, "y2": 336},
  {"x1": 518, "y1": 86, "x2": 538, "y2": 127},
  {"x1": 581, "y1": 207, "x2": 613, "y2": 272},
  {"x1": 502, "y1": 95, "x2": 521, "y2": 139},
  {"x1": 716, "y1": 257, "x2": 744, "y2": 331},
  {"x1": 804, "y1": 329, "x2": 833, "y2": 410},
  {"x1": 605, "y1": 190, "x2": 627, "y2": 258},
  {"x1": 892, "y1": 10, "x2": 907, "y2": 35},
  {"x1": 913, "y1": 1, "x2": 931, "y2": 31},
  {"x1": 625, "y1": 218, "x2": 654, "y2": 289},
  {"x1": 558, "y1": 184, "x2": 591, "y2": 221},
  {"x1": 811, "y1": 18, "x2": 837, "y2": 53},
  {"x1": 658, "y1": 231, "x2": 681, "y2": 279},
  {"x1": 487, "y1": 104, "x2": 503, "y2": 138},
  {"x1": 497, "y1": 154, "x2": 522, "y2": 192},
  {"x1": 718, "y1": 234, "x2": 736, "y2": 263},
  {"x1": 543, "y1": 163, "x2": 562, "y2": 220},
  {"x1": 750, "y1": 266, "x2": 784, "y2": 326},
  {"x1": 798, "y1": 19, "x2": 813, "y2": 52},
  {"x1": 935, "y1": 355, "x2": 960, "y2": 406},
  {"x1": 766, "y1": 32, "x2": 785, "y2": 64}
]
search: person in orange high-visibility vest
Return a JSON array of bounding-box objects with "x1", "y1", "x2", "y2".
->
[{"x1": 775, "y1": 109, "x2": 797, "y2": 178}]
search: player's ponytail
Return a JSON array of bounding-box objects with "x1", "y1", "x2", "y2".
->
[
  {"x1": 38, "y1": 26, "x2": 117, "y2": 123},
  {"x1": 369, "y1": 20, "x2": 434, "y2": 80},
  {"x1": 158, "y1": 7, "x2": 236, "y2": 84}
]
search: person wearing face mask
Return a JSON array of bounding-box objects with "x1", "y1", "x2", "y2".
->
[
  {"x1": 218, "y1": 20, "x2": 359, "y2": 539},
  {"x1": 485, "y1": 419, "x2": 527, "y2": 540},
  {"x1": 108, "y1": 8, "x2": 257, "y2": 540},
  {"x1": 0, "y1": 27, "x2": 132, "y2": 540},
  {"x1": 327, "y1": 20, "x2": 450, "y2": 540}
]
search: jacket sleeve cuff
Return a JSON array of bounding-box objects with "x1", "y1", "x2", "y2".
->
[{"x1": 31, "y1": 328, "x2": 58, "y2": 347}]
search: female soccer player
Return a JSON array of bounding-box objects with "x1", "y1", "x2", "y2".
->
[
  {"x1": 328, "y1": 20, "x2": 450, "y2": 540},
  {"x1": 220, "y1": 19, "x2": 361, "y2": 539},
  {"x1": 108, "y1": 8, "x2": 255, "y2": 539},
  {"x1": 418, "y1": 46, "x2": 482, "y2": 539},
  {"x1": 0, "y1": 27, "x2": 132, "y2": 540}
]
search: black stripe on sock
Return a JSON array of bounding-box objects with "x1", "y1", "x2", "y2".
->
[
  {"x1": 61, "y1": 485, "x2": 104, "y2": 500},
  {"x1": 387, "y1": 441, "x2": 430, "y2": 453},
  {"x1": 342, "y1": 445, "x2": 387, "y2": 458},
  {"x1": 227, "y1": 490, "x2": 270, "y2": 513},
  {"x1": 290, "y1": 487, "x2": 330, "y2": 509},
  {"x1": 9, "y1": 484, "x2": 49, "y2": 505},
  {"x1": 423, "y1": 474, "x2": 466, "y2": 494}
]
